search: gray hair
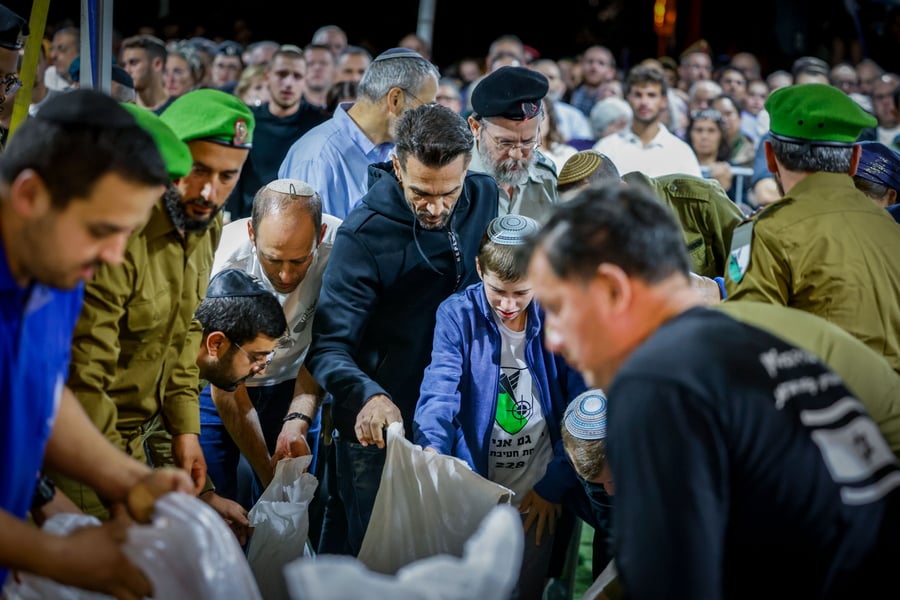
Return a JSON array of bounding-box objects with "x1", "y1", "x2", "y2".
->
[
  {"x1": 589, "y1": 97, "x2": 633, "y2": 139},
  {"x1": 358, "y1": 54, "x2": 440, "y2": 102},
  {"x1": 768, "y1": 138, "x2": 853, "y2": 173}
]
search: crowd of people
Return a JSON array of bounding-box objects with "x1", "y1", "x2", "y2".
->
[{"x1": 2, "y1": 3, "x2": 900, "y2": 600}]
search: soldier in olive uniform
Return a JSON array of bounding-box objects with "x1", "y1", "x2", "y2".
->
[
  {"x1": 725, "y1": 83, "x2": 900, "y2": 372},
  {"x1": 467, "y1": 66, "x2": 560, "y2": 222},
  {"x1": 53, "y1": 90, "x2": 255, "y2": 519},
  {"x1": 557, "y1": 149, "x2": 744, "y2": 279}
]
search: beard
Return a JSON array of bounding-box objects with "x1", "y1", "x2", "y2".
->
[
  {"x1": 163, "y1": 183, "x2": 222, "y2": 233},
  {"x1": 475, "y1": 139, "x2": 531, "y2": 187},
  {"x1": 204, "y1": 350, "x2": 252, "y2": 392},
  {"x1": 408, "y1": 203, "x2": 451, "y2": 230}
]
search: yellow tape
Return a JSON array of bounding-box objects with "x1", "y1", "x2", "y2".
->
[{"x1": 8, "y1": 0, "x2": 51, "y2": 145}]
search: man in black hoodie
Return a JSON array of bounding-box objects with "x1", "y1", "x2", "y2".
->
[{"x1": 306, "y1": 104, "x2": 498, "y2": 554}]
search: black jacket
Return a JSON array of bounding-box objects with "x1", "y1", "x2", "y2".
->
[{"x1": 306, "y1": 161, "x2": 499, "y2": 441}]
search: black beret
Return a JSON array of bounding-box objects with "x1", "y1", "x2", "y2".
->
[
  {"x1": 0, "y1": 4, "x2": 27, "y2": 51},
  {"x1": 207, "y1": 269, "x2": 269, "y2": 298},
  {"x1": 471, "y1": 66, "x2": 548, "y2": 121}
]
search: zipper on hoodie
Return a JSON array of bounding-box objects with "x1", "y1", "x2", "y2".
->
[{"x1": 448, "y1": 229, "x2": 462, "y2": 290}]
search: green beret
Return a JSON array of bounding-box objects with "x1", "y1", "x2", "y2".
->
[
  {"x1": 160, "y1": 88, "x2": 255, "y2": 148},
  {"x1": 120, "y1": 103, "x2": 193, "y2": 180},
  {"x1": 766, "y1": 83, "x2": 877, "y2": 145}
]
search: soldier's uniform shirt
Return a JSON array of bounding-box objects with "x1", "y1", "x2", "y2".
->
[
  {"x1": 67, "y1": 199, "x2": 222, "y2": 452},
  {"x1": 468, "y1": 150, "x2": 559, "y2": 223},
  {"x1": 725, "y1": 172, "x2": 900, "y2": 372},
  {"x1": 623, "y1": 171, "x2": 743, "y2": 278}
]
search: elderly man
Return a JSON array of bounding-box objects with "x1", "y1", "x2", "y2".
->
[
  {"x1": 278, "y1": 47, "x2": 438, "y2": 218},
  {"x1": 528, "y1": 183, "x2": 900, "y2": 599},
  {"x1": 54, "y1": 90, "x2": 255, "y2": 518},
  {"x1": 725, "y1": 84, "x2": 900, "y2": 372},
  {"x1": 306, "y1": 104, "x2": 498, "y2": 555},
  {"x1": 467, "y1": 66, "x2": 559, "y2": 222}
]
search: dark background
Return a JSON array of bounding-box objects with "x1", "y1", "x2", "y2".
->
[{"x1": 7, "y1": 0, "x2": 900, "y2": 75}]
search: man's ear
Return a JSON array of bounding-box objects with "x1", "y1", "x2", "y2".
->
[
  {"x1": 848, "y1": 144, "x2": 861, "y2": 177},
  {"x1": 318, "y1": 222, "x2": 327, "y2": 244},
  {"x1": 386, "y1": 86, "x2": 406, "y2": 115},
  {"x1": 247, "y1": 220, "x2": 255, "y2": 245},
  {"x1": 764, "y1": 140, "x2": 778, "y2": 174},
  {"x1": 595, "y1": 263, "x2": 632, "y2": 315},
  {"x1": 475, "y1": 256, "x2": 483, "y2": 280},
  {"x1": 9, "y1": 169, "x2": 51, "y2": 219},
  {"x1": 206, "y1": 331, "x2": 228, "y2": 358}
]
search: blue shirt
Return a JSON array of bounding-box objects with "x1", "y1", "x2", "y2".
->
[
  {"x1": 0, "y1": 240, "x2": 83, "y2": 586},
  {"x1": 277, "y1": 102, "x2": 395, "y2": 219}
]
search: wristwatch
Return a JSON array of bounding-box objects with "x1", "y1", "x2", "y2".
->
[
  {"x1": 31, "y1": 473, "x2": 56, "y2": 510},
  {"x1": 283, "y1": 412, "x2": 313, "y2": 426}
]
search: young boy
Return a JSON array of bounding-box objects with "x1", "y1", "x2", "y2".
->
[{"x1": 413, "y1": 214, "x2": 586, "y2": 600}]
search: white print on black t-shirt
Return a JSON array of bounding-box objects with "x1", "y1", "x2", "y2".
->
[{"x1": 758, "y1": 347, "x2": 900, "y2": 505}]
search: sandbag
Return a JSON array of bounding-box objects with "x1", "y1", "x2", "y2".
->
[{"x1": 357, "y1": 422, "x2": 513, "y2": 575}]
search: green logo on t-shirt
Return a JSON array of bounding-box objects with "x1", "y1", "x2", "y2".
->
[{"x1": 496, "y1": 390, "x2": 528, "y2": 435}]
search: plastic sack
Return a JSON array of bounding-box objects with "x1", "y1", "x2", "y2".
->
[
  {"x1": 286, "y1": 504, "x2": 523, "y2": 600},
  {"x1": 2, "y1": 492, "x2": 262, "y2": 600},
  {"x1": 357, "y1": 422, "x2": 513, "y2": 575},
  {"x1": 246, "y1": 455, "x2": 318, "y2": 600}
]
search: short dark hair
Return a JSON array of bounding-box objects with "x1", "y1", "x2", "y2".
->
[
  {"x1": 195, "y1": 293, "x2": 287, "y2": 345},
  {"x1": 121, "y1": 34, "x2": 167, "y2": 62},
  {"x1": 625, "y1": 64, "x2": 668, "y2": 96},
  {"x1": 531, "y1": 183, "x2": 691, "y2": 284},
  {"x1": 0, "y1": 110, "x2": 168, "y2": 210},
  {"x1": 393, "y1": 104, "x2": 474, "y2": 170}
]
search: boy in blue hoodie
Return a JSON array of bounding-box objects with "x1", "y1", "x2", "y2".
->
[{"x1": 414, "y1": 214, "x2": 586, "y2": 600}]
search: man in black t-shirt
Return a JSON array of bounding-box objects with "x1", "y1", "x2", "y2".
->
[
  {"x1": 224, "y1": 45, "x2": 328, "y2": 220},
  {"x1": 527, "y1": 183, "x2": 900, "y2": 599}
]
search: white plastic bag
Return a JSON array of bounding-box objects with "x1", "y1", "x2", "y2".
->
[
  {"x1": 357, "y1": 422, "x2": 513, "y2": 575},
  {"x1": 246, "y1": 455, "x2": 318, "y2": 600},
  {"x1": 2, "y1": 493, "x2": 262, "y2": 600},
  {"x1": 286, "y1": 504, "x2": 524, "y2": 600}
]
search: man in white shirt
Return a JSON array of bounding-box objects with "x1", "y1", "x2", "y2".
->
[
  {"x1": 200, "y1": 179, "x2": 339, "y2": 512},
  {"x1": 594, "y1": 65, "x2": 702, "y2": 178}
]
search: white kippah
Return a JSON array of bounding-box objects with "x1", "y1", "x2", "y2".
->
[
  {"x1": 486, "y1": 214, "x2": 540, "y2": 246},
  {"x1": 564, "y1": 389, "x2": 608, "y2": 440},
  {"x1": 265, "y1": 178, "x2": 315, "y2": 197}
]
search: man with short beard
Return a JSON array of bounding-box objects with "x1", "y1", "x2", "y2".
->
[
  {"x1": 225, "y1": 45, "x2": 328, "y2": 220},
  {"x1": 57, "y1": 90, "x2": 254, "y2": 520},
  {"x1": 305, "y1": 104, "x2": 497, "y2": 555},
  {"x1": 467, "y1": 66, "x2": 560, "y2": 222}
]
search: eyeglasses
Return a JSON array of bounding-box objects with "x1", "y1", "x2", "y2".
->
[
  {"x1": 402, "y1": 88, "x2": 435, "y2": 107},
  {"x1": 481, "y1": 123, "x2": 541, "y2": 154},
  {"x1": 0, "y1": 73, "x2": 22, "y2": 96},
  {"x1": 233, "y1": 341, "x2": 275, "y2": 368},
  {"x1": 690, "y1": 108, "x2": 723, "y2": 122}
]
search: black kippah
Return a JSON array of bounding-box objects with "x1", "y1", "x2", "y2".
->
[
  {"x1": 36, "y1": 89, "x2": 137, "y2": 128},
  {"x1": 372, "y1": 47, "x2": 425, "y2": 63},
  {"x1": 207, "y1": 269, "x2": 269, "y2": 298}
]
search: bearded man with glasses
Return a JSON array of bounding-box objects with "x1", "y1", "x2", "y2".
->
[{"x1": 467, "y1": 66, "x2": 560, "y2": 223}]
